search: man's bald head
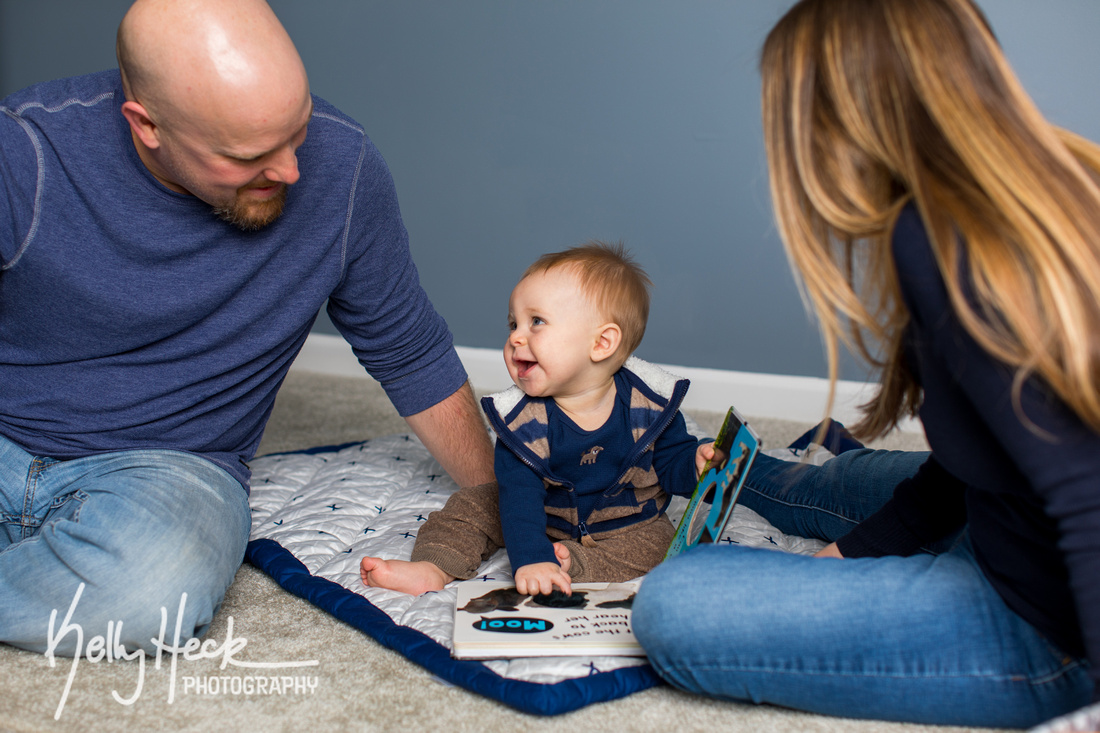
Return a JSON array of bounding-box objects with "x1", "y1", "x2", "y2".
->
[
  {"x1": 118, "y1": 0, "x2": 308, "y2": 127},
  {"x1": 117, "y1": 0, "x2": 312, "y2": 230}
]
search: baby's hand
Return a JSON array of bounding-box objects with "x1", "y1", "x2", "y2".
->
[
  {"x1": 514, "y1": 561, "x2": 572, "y2": 596},
  {"x1": 695, "y1": 441, "x2": 717, "y2": 478}
]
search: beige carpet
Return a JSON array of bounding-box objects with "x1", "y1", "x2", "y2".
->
[{"x1": 2, "y1": 368, "x2": 1008, "y2": 733}]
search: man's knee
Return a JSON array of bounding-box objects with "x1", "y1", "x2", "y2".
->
[
  {"x1": 11, "y1": 520, "x2": 246, "y2": 657},
  {"x1": 1, "y1": 464, "x2": 250, "y2": 657}
]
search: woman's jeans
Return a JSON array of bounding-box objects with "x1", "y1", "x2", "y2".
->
[
  {"x1": 633, "y1": 449, "x2": 1092, "y2": 729},
  {"x1": 0, "y1": 433, "x2": 251, "y2": 656}
]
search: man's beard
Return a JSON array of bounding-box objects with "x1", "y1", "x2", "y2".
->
[{"x1": 213, "y1": 184, "x2": 288, "y2": 231}]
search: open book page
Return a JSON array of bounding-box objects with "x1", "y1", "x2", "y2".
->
[{"x1": 452, "y1": 580, "x2": 643, "y2": 660}]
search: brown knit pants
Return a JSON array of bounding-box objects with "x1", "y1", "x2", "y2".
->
[{"x1": 410, "y1": 481, "x2": 674, "y2": 582}]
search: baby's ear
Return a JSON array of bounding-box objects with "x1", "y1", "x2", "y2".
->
[{"x1": 591, "y1": 323, "x2": 622, "y2": 363}]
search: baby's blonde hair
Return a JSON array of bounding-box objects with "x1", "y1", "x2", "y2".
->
[{"x1": 523, "y1": 241, "x2": 652, "y2": 361}]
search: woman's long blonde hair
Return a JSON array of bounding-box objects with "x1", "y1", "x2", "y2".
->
[{"x1": 761, "y1": 0, "x2": 1100, "y2": 438}]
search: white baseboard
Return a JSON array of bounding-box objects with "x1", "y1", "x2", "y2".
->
[{"x1": 291, "y1": 332, "x2": 921, "y2": 433}]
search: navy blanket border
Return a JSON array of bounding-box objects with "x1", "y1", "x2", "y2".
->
[{"x1": 244, "y1": 539, "x2": 662, "y2": 716}]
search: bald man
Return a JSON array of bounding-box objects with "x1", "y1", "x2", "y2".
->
[{"x1": 0, "y1": 0, "x2": 493, "y2": 656}]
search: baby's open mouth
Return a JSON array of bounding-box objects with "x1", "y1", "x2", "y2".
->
[{"x1": 514, "y1": 358, "x2": 537, "y2": 378}]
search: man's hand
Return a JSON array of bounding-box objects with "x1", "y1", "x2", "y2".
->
[{"x1": 514, "y1": 562, "x2": 572, "y2": 596}]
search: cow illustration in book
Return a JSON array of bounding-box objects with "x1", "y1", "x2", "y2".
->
[{"x1": 458, "y1": 583, "x2": 637, "y2": 614}]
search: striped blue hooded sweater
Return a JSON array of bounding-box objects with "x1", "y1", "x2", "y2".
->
[{"x1": 481, "y1": 357, "x2": 700, "y2": 572}]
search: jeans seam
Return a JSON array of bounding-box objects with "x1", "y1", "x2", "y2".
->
[
  {"x1": 18, "y1": 457, "x2": 48, "y2": 540},
  {"x1": 1029, "y1": 656, "x2": 1085, "y2": 685},
  {"x1": 742, "y1": 485, "x2": 860, "y2": 526},
  {"x1": 668, "y1": 662, "x2": 1082, "y2": 685}
]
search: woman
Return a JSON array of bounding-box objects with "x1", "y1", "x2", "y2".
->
[{"x1": 632, "y1": 0, "x2": 1100, "y2": 728}]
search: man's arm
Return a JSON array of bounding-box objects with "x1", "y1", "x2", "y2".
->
[{"x1": 403, "y1": 381, "x2": 495, "y2": 488}]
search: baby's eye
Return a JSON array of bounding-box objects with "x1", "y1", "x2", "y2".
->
[
  {"x1": 531, "y1": 316, "x2": 546, "y2": 326},
  {"x1": 507, "y1": 320, "x2": 517, "y2": 332}
]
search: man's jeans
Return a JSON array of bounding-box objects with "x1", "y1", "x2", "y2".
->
[
  {"x1": 0, "y1": 433, "x2": 250, "y2": 656},
  {"x1": 633, "y1": 449, "x2": 1092, "y2": 729}
]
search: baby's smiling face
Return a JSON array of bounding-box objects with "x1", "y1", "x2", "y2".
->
[{"x1": 504, "y1": 266, "x2": 608, "y2": 400}]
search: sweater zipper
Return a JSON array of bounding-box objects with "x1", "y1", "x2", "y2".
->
[
  {"x1": 604, "y1": 383, "x2": 686, "y2": 497},
  {"x1": 489, "y1": 410, "x2": 576, "y2": 492}
]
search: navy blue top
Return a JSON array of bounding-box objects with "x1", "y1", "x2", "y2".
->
[
  {"x1": 837, "y1": 205, "x2": 1100, "y2": 693},
  {"x1": 0, "y1": 71, "x2": 466, "y2": 488},
  {"x1": 495, "y1": 370, "x2": 699, "y2": 571}
]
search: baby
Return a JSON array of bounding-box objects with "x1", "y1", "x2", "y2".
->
[{"x1": 361, "y1": 241, "x2": 711, "y2": 595}]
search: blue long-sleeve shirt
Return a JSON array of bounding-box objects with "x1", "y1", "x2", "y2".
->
[
  {"x1": 838, "y1": 205, "x2": 1100, "y2": 694},
  {"x1": 0, "y1": 70, "x2": 466, "y2": 488}
]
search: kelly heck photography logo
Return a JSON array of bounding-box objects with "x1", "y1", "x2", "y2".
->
[{"x1": 46, "y1": 583, "x2": 320, "y2": 720}]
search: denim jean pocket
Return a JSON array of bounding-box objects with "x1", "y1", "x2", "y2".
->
[
  {"x1": 2, "y1": 489, "x2": 92, "y2": 543},
  {"x1": 42, "y1": 489, "x2": 91, "y2": 531},
  {"x1": 1027, "y1": 633, "x2": 1088, "y2": 687}
]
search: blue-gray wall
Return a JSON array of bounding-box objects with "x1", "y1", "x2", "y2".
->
[{"x1": 3, "y1": 1, "x2": 1099, "y2": 379}]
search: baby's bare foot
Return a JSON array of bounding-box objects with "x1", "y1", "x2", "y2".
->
[
  {"x1": 552, "y1": 542, "x2": 572, "y2": 574},
  {"x1": 359, "y1": 557, "x2": 453, "y2": 595}
]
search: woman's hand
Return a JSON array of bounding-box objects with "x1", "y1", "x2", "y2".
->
[{"x1": 814, "y1": 542, "x2": 844, "y2": 559}]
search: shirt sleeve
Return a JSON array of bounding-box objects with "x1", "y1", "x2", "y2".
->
[
  {"x1": 652, "y1": 410, "x2": 705, "y2": 498},
  {"x1": 495, "y1": 442, "x2": 559, "y2": 572},
  {"x1": 0, "y1": 106, "x2": 41, "y2": 268},
  {"x1": 324, "y1": 137, "x2": 466, "y2": 417},
  {"x1": 836, "y1": 455, "x2": 968, "y2": 557}
]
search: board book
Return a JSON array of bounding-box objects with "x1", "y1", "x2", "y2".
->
[
  {"x1": 665, "y1": 406, "x2": 761, "y2": 559},
  {"x1": 452, "y1": 580, "x2": 643, "y2": 660}
]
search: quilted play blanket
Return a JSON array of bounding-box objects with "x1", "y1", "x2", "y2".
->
[{"x1": 245, "y1": 423, "x2": 838, "y2": 715}]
